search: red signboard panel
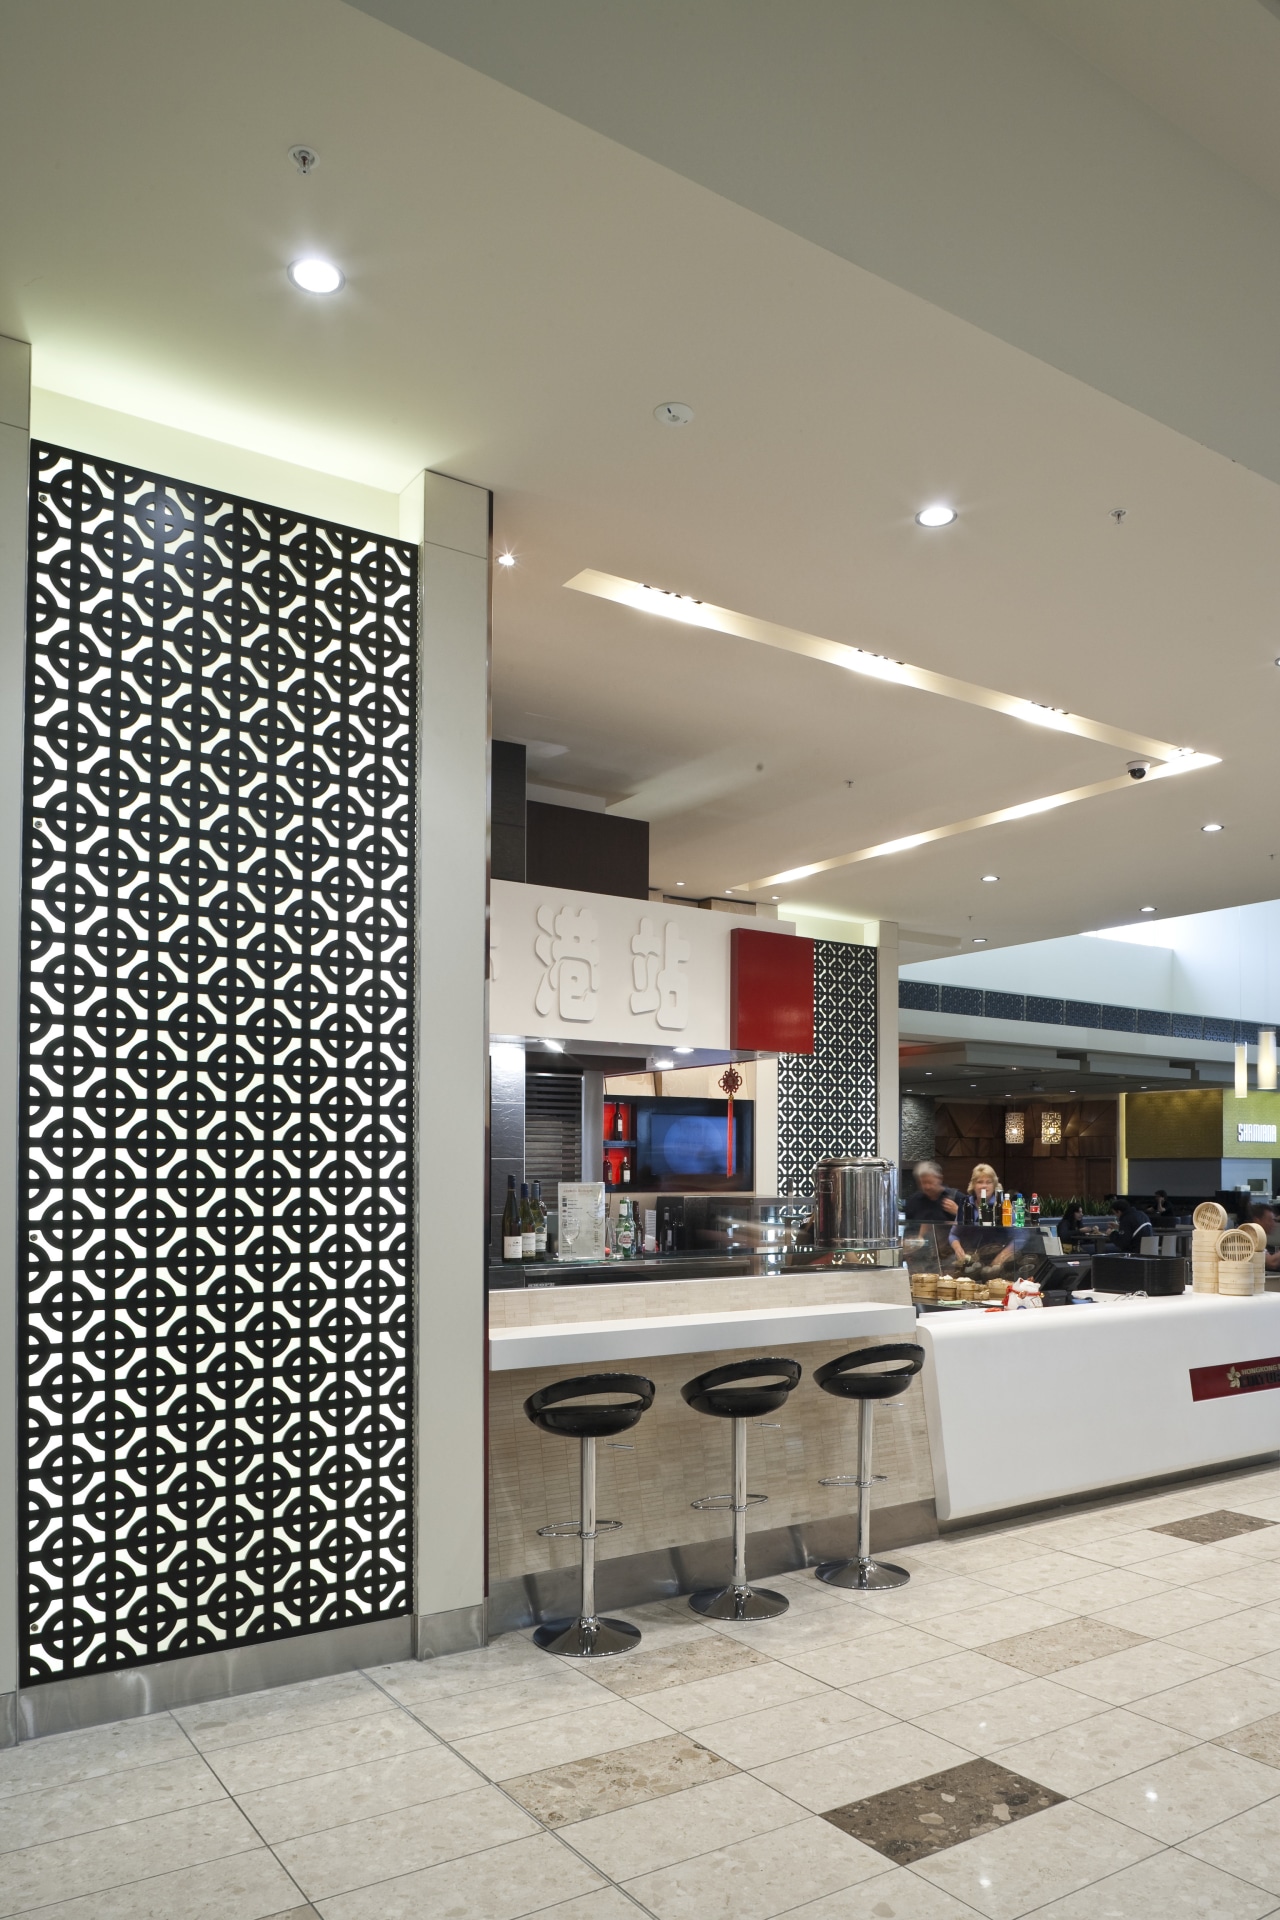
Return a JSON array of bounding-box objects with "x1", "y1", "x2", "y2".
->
[
  {"x1": 730, "y1": 928, "x2": 815, "y2": 1054},
  {"x1": 1190, "y1": 1357, "x2": 1280, "y2": 1402}
]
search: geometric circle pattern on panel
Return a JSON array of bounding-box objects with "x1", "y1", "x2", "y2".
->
[
  {"x1": 20, "y1": 446, "x2": 416, "y2": 1681},
  {"x1": 777, "y1": 939, "x2": 878, "y2": 1196}
]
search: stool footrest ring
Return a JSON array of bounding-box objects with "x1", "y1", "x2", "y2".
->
[
  {"x1": 690, "y1": 1491, "x2": 768, "y2": 1512},
  {"x1": 818, "y1": 1474, "x2": 887, "y2": 1488},
  {"x1": 536, "y1": 1519, "x2": 623, "y2": 1539}
]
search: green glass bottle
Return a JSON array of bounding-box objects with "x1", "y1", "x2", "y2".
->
[{"x1": 501, "y1": 1175, "x2": 523, "y2": 1263}]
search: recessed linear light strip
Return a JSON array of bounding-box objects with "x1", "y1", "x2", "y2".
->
[
  {"x1": 737, "y1": 763, "x2": 1207, "y2": 891},
  {"x1": 566, "y1": 569, "x2": 1198, "y2": 764}
]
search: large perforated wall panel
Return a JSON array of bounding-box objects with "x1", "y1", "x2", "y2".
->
[
  {"x1": 20, "y1": 445, "x2": 417, "y2": 1681},
  {"x1": 776, "y1": 938, "x2": 878, "y2": 1196}
]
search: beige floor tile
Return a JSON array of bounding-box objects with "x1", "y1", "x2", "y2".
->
[
  {"x1": 1195, "y1": 1565, "x2": 1280, "y2": 1608},
  {"x1": 709, "y1": 1605, "x2": 896, "y2": 1658},
  {"x1": 1132, "y1": 1666, "x2": 1280, "y2": 1740},
  {"x1": 1027, "y1": 1845, "x2": 1279, "y2": 1918},
  {"x1": 847, "y1": 1652, "x2": 1023, "y2": 1719},
  {"x1": 752, "y1": 1721, "x2": 973, "y2": 1814},
  {"x1": 0, "y1": 1715, "x2": 193, "y2": 1798},
  {"x1": 0, "y1": 1754, "x2": 224, "y2": 1852},
  {"x1": 766, "y1": 1573, "x2": 882, "y2": 1615},
  {"x1": 778, "y1": 1864, "x2": 991, "y2": 1915},
  {"x1": 593, "y1": 1631, "x2": 768, "y2": 1697},
  {"x1": 408, "y1": 1666, "x2": 607, "y2": 1741},
  {"x1": 1162, "y1": 1607, "x2": 1280, "y2": 1663},
  {"x1": 1054, "y1": 1639, "x2": 1225, "y2": 1705},
  {"x1": 527, "y1": 1891, "x2": 647, "y2": 1920},
  {"x1": 1089, "y1": 1588, "x2": 1242, "y2": 1638},
  {"x1": 921, "y1": 1597, "x2": 1077, "y2": 1651},
  {"x1": 1060, "y1": 1532, "x2": 1199, "y2": 1569},
  {"x1": 630, "y1": 1660, "x2": 828, "y2": 1732},
  {"x1": 504, "y1": 1731, "x2": 735, "y2": 1826},
  {"x1": 236, "y1": 1741, "x2": 479, "y2": 1842},
  {"x1": 783, "y1": 1627, "x2": 960, "y2": 1688},
  {"x1": 623, "y1": 1811, "x2": 889, "y2": 1919},
  {"x1": 562, "y1": 1770, "x2": 804, "y2": 1879},
  {"x1": 0, "y1": 1799, "x2": 258, "y2": 1917},
  {"x1": 850, "y1": 1577, "x2": 1009, "y2": 1626},
  {"x1": 205, "y1": 1709, "x2": 438, "y2": 1796},
  {"x1": 314, "y1": 1829, "x2": 604, "y2": 1920},
  {"x1": 363, "y1": 1639, "x2": 547, "y2": 1708},
  {"x1": 452, "y1": 1697, "x2": 673, "y2": 1779},
  {"x1": 174, "y1": 1674, "x2": 388, "y2": 1754},
  {"x1": 912, "y1": 1677, "x2": 1099, "y2": 1756},
  {"x1": 912, "y1": 1799, "x2": 1160, "y2": 1920},
  {"x1": 974, "y1": 1551, "x2": 1106, "y2": 1595},
  {"x1": 1136, "y1": 1546, "x2": 1258, "y2": 1588},
  {"x1": 996, "y1": 1707, "x2": 1197, "y2": 1796},
  {"x1": 1037, "y1": 1570, "x2": 1174, "y2": 1615},
  {"x1": 1078, "y1": 1743, "x2": 1280, "y2": 1843},
  {"x1": 275, "y1": 1781, "x2": 537, "y2": 1899},
  {"x1": 3, "y1": 1847, "x2": 306, "y2": 1920},
  {"x1": 1181, "y1": 1795, "x2": 1280, "y2": 1893},
  {"x1": 687, "y1": 1694, "x2": 894, "y2": 1769},
  {"x1": 1216, "y1": 1707, "x2": 1280, "y2": 1769}
]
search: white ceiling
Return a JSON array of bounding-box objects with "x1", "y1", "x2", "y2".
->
[{"x1": 4, "y1": 1, "x2": 1280, "y2": 952}]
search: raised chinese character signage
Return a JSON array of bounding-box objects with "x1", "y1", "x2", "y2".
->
[{"x1": 490, "y1": 879, "x2": 797, "y2": 1051}]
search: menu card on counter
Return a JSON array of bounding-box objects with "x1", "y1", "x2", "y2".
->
[{"x1": 557, "y1": 1182, "x2": 606, "y2": 1262}]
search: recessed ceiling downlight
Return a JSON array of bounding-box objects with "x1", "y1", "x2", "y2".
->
[
  {"x1": 496, "y1": 552, "x2": 516, "y2": 568},
  {"x1": 288, "y1": 257, "x2": 343, "y2": 293},
  {"x1": 1140, "y1": 905, "x2": 1157, "y2": 914},
  {"x1": 1202, "y1": 822, "x2": 1224, "y2": 833},
  {"x1": 916, "y1": 503, "x2": 957, "y2": 528}
]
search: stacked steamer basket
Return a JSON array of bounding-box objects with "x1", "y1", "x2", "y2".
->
[
  {"x1": 1216, "y1": 1226, "x2": 1257, "y2": 1297},
  {"x1": 1192, "y1": 1200, "x2": 1226, "y2": 1293},
  {"x1": 1236, "y1": 1219, "x2": 1268, "y2": 1293}
]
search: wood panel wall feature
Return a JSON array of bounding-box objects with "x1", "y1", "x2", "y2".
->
[
  {"x1": 933, "y1": 1098, "x2": 1117, "y2": 1200},
  {"x1": 1125, "y1": 1089, "x2": 1222, "y2": 1161}
]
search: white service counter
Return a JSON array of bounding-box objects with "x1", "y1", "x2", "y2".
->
[
  {"x1": 919, "y1": 1293, "x2": 1280, "y2": 1524},
  {"x1": 488, "y1": 1299, "x2": 915, "y2": 1370}
]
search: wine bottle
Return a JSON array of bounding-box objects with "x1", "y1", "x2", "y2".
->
[
  {"x1": 501, "y1": 1176, "x2": 523, "y2": 1263},
  {"x1": 621, "y1": 1159, "x2": 631, "y2": 1185},
  {"x1": 614, "y1": 1102, "x2": 627, "y2": 1138},
  {"x1": 519, "y1": 1181, "x2": 536, "y2": 1260},
  {"x1": 531, "y1": 1180, "x2": 547, "y2": 1256}
]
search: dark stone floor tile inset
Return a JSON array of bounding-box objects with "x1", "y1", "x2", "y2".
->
[
  {"x1": 1150, "y1": 1510, "x2": 1278, "y2": 1544},
  {"x1": 822, "y1": 1757, "x2": 1062, "y2": 1865}
]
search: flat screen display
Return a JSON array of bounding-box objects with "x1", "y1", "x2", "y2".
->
[{"x1": 635, "y1": 1098, "x2": 754, "y2": 1192}]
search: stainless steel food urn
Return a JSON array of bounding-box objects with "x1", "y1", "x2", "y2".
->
[{"x1": 814, "y1": 1156, "x2": 899, "y2": 1249}]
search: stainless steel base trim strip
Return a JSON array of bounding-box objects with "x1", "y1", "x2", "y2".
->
[
  {"x1": 0, "y1": 1695, "x2": 16, "y2": 1751},
  {"x1": 488, "y1": 1501, "x2": 938, "y2": 1636},
  {"x1": 414, "y1": 1602, "x2": 487, "y2": 1660},
  {"x1": 18, "y1": 1616, "x2": 415, "y2": 1741}
]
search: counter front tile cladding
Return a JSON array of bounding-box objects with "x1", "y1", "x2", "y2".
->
[{"x1": 3, "y1": 1469, "x2": 1280, "y2": 1918}]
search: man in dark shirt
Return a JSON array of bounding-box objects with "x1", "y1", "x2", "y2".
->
[
  {"x1": 1106, "y1": 1196, "x2": 1152, "y2": 1253},
  {"x1": 903, "y1": 1160, "x2": 960, "y2": 1226}
]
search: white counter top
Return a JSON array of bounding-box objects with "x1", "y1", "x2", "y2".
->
[
  {"x1": 918, "y1": 1293, "x2": 1280, "y2": 1523},
  {"x1": 488, "y1": 1299, "x2": 916, "y2": 1371}
]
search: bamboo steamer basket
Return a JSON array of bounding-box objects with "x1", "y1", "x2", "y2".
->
[
  {"x1": 1217, "y1": 1227, "x2": 1256, "y2": 1295},
  {"x1": 1191, "y1": 1225, "x2": 1220, "y2": 1292},
  {"x1": 1194, "y1": 1201, "x2": 1228, "y2": 1232}
]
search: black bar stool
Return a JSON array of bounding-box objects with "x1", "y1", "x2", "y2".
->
[
  {"x1": 683, "y1": 1357, "x2": 802, "y2": 1621},
  {"x1": 813, "y1": 1343, "x2": 924, "y2": 1591},
  {"x1": 524, "y1": 1372, "x2": 655, "y2": 1658}
]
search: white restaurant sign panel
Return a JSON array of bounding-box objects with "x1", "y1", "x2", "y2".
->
[{"x1": 489, "y1": 879, "x2": 795, "y2": 1050}]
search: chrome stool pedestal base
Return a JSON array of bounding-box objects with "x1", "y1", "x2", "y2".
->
[
  {"x1": 689, "y1": 1583, "x2": 790, "y2": 1621},
  {"x1": 815, "y1": 1557, "x2": 910, "y2": 1591},
  {"x1": 532, "y1": 1615, "x2": 642, "y2": 1658}
]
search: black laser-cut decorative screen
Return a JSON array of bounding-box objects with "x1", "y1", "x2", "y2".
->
[
  {"x1": 777, "y1": 938, "x2": 878, "y2": 1195},
  {"x1": 20, "y1": 444, "x2": 417, "y2": 1682}
]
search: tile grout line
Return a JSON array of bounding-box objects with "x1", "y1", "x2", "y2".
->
[{"x1": 167, "y1": 1710, "x2": 320, "y2": 1919}]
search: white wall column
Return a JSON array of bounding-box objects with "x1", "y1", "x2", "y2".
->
[
  {"x1": 401, "y1": 470, "x2": 491, "y2": 1656},
  {"x1": 877, "y1": 920, "x2": 900, "y2": 1174},
  {"x1": 0, "y1": 340, "x2": 30, "y2": 1746}
]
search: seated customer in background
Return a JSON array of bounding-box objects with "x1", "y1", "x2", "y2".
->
[
  {"x1": 903, "y1": 1160, "x2": 960, "y2": 1227},
  {"x1": 1148, "y1": 1189, "x2": 1176, "y2": 1228},
  {"x1": 1250, "y1": 1202, "x2": 1280, "y2": 1275},
  {"x1": 1105, "y1": 1194, "x2": 1153, "y2": 1253},
  {"x1": 1058, "y1": 1200, "x2": 1085, "y2": 1248}
]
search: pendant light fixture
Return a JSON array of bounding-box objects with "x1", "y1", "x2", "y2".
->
[
  {"x1": 1235, "y1": 1042, "x2": 1249, "y2": 1098},
  {"x1": 1259, "y1": 1029, "x2": 1277, "y2": 1092}
]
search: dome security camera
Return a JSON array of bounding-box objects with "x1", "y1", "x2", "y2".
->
[{"x1": 1127, "y1": 759, "x2": 1151, "y2": 781}]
